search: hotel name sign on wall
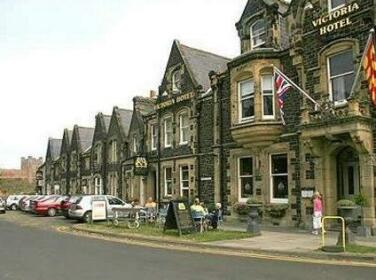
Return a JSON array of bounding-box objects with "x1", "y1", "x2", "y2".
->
[
  {"x1": 312, "y1": 3, "x2": 359, "y2": 35},
  {"x1": 156, "y1": 92, "x2": 195, "y2": 110}
]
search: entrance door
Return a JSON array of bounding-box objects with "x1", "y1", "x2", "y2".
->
[{"x1": 342, "y1": 162, "x2": 360, "y2": 200}]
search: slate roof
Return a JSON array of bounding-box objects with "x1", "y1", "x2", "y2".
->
[
  {"x1": 238, "y1": 0, "x2": 288, "y2": 25},
  {"x1": 118, "y1": 109, "x2": 133, "y2": 136},
  {"x1": 133, "y1": 96, "x2": 156, "y2": 116},
  {"x1": 177, "y1": 42, "x2": 230, "y2": 91},
  {"x1": 48, "y1": 138, "x2": 62, "y2": 161},
  {"x1": 67, "y1": 130, "x2": 73, "y2": 144},
  {"x1": 103, "y1": 115, "x2": 111, "y2": 132},
  {"x1": 76, "y1": 127, "x2": 95, "y2": 152}
]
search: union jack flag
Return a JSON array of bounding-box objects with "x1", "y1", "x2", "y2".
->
[{"x1": 275, "y1": 72, "x2": 292, "y2": 125}]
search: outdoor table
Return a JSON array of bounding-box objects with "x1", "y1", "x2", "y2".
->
[{"x1": 111, "y1": 207, "x2": 143, "y2": 229}]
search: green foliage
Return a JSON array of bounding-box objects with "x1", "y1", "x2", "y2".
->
[
  {"x1": 337, "y1": 199, "x2": 356, "y2": 208},
  {"x1": 246, "y1": 197, "x2": 263, "y2": 205},
  {"x1": 265, "y1": 204, "x2": 289, "y2": 219},
  {"x1": 354, "y1": 193, "x2": 369, "y2": 207},
  {"x1": 233, "y1": 202, "x2": 249, "y2": 216},
  {"x1": 0, "y1": 179, "x2": 35, "y2": 195}
]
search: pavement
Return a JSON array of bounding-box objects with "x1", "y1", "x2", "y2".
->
[{"x1": 1, "y1": 217, "x2": 376, "y2": 280}]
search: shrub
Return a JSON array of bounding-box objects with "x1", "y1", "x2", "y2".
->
[
  {"x1": 233, "y1": 202, "x2": 249, "y2": 216},
  {"x1": 354, "y1": 194, "x2": 368, "y2": 207},
  {"x1": 337, "y1": 199, "x2": 356, "y2": 208},
  {"x1": 246, "y1": 197, "x2": 263, "y2": 205},
  {"x1": 265, "y1": 204, "x2": 289, "y2": 219}
]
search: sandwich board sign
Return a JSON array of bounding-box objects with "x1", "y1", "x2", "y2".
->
[
  {"x1": 91, "y1": 196, "x2": 107, "y2": 222},
  {"x1": 164, "y1": 200, "x2": 195, "y2": 236}
]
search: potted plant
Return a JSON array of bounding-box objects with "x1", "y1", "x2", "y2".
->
[
  {"x1": 265, "y1": 204, "x2": 288, "y2": 225},
  {"x1": 337, "y1": 199, "x2": 357, "y2": 221},
  {"x1": 354, "y1": 193, "x2": 371, "y2": 237},
  {"x1": 233, "y1": 202, "x2": 249, "y2": 222}
]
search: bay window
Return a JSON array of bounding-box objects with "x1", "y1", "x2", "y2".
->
[
  {"x1": 328, "y1": 50, "x2": 354, "y2": 104},
  {"x1": 270, "y1": 154, "x2": 288, "y2": 203},
  {"x1": 239, "y1": 79, "x2": 255, "y2": 121},
  {"x1": 261, "y1": 75, "x2": 275, "y2": 119},
  {"x1": 239, "y1": 157, "x2": 253, "y2": 201}
]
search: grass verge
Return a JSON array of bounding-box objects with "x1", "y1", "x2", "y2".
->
[
  {"x1": 78, "y1": 223, "x2": 254, "y2": 243},
  {"x1": 346, "y1": 244, "x2": 376, "y2": 254}
]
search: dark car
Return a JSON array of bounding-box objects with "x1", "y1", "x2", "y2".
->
[{"x1": 61, "y1": 195, "x2": 81, "y2": 218}]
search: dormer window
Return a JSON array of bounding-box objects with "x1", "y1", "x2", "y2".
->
[
  {"x1": 250, "y1": 19, "x2": 266, "y2": 49},
  {"x1": 172, "y1": 70, "x2": 181, "y2": 92},
  {"x1": 328, "y1": 0, "x2": 346, "y2": 12}
]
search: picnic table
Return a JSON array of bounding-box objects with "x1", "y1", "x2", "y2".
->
[{"x1": 111, "y1": 207, "x2": 143, "y2": 229}]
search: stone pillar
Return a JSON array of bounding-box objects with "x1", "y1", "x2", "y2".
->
[
  {"x1": 359, "y1": 154, "x2": 376, "y2": 228},
  {"x1": 323, "y1": 150, "x2": 337, "y2": 217}
]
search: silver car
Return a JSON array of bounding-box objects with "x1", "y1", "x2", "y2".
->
[
  {"x1": 69, "y1": 195, "x2": 132, "y2": 223},
  {"x1": 0, "y1": 198, "x2": 6, "y2": 214}
]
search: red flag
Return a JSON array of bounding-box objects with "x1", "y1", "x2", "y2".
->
[{"x1": 363, "y1": 33, "x2": 376, "y2": 106}]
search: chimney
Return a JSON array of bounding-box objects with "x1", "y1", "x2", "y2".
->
[{"x1": 149, "y1": 90, "x2": 157, "y2": 99}]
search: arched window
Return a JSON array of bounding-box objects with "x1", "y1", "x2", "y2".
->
[
  {"x1": 250, "y1": 19, "x2": 266, "y2": 49},
  {"x1": 328, "y1": 0, "x2": 346, "y2": 12},
  {"x1": 172, "y1": 70, "x2": 181, "y2": 92}
]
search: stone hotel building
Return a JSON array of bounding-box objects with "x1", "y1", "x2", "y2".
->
[{"x1": 39, "y1": 0, "x2": 376, "y2": 233}]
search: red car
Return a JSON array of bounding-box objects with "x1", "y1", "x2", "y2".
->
[
  {"x1": 61, "y1": 196, "x2": 81, "y2": 218},
  {"x1": 33, "y1": 196, "x2": 67, "y2": 217}
]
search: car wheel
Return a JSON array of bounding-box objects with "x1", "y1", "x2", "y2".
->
[
  {"x1": 83, "y1": 211, "x2": 92, "y2": 223},
  {"x1": 11, "y1": 204, "x2": 17, "y2": 211},
  {"x1": 47, "y1": 208, "x2": 56, "y2": 217}
]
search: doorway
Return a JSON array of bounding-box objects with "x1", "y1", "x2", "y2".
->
[{"x1": 336, "y1": 147, "x2": 360, "y2": 200}]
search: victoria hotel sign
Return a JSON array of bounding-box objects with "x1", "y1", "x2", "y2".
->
[{"x1": 312, "y1": 2, "x2": 360, "y2": 35}]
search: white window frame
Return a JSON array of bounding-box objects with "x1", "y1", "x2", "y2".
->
[
  {"x1": 180, "y1": 165, "x2": 190, "y2": 197},
  {"x1": 269, "y1": 153, "x2": 289, "y2": 204},
  {"x1": 238, "y1": 156, "x2": 254, "y2": 202},
  {"x1": 328, "y1": 0, "x2": 346, "y2": 12},
  {"x1": 164, "y1": 117, "x2": 173, "y2": 148},
  {"x1": 261, "y1": 75, "x2": 275, "y2": 120},
  {"x1": 327, "y1": 50, "x2": 354, "y2": 105},
  {"x1": 238, "y1": 79, "x2": 255, "y2": 122},
  {"x1": 110, "y1": 140, "x2": 117, "y2": 163},
  {"x1": 164, "y1": 167, "x2": 173, "y2": 197},
  {"x1": 172, "y1": 70, "x2": 181, "y2": 92},
  {"x1": 179, "y1": 112, "x2": 189, "y2": 145},
  {"x1": 151, "y1": 124, "x2": 157, "y2": 151},
  {"x1": 94, "y1": 177, "x2": 103, "y2": 195},
  {"x1": 250, "y1": 19, "x2": 266, "y2": 50},
  {"x1": 133, "y1": 136, "x2": 137, "y2": 154}
]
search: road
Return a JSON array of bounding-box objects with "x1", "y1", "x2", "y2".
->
[{"x1": 0, "y1": 216, "x2": 375, "y2": 280}]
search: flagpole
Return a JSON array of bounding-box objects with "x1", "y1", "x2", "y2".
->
[
  {"x1": 349, "y1": 29, "x2": 374, "y2": 97},
  {"x1": 273, "y1": 66, "x2": 320, "y2": 107}
]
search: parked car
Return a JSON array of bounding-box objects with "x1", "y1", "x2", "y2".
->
[
  {"x1": 29, "y1": 195, "x2": 58, "y2": 213},
  {"x1": 33, "y1": 196, "x2": 67, "y2": 217},
  {"x1": 69, "y1": 195, "x2": 132, "y2": 223},
  {"x1": 19, "y1": 195, "x2": 37, "y2": 212},
  {"x1": 6, "y1": 195, "x2": 24, "y2": 210},
  {"x1": 61, "y1": 195, "x2": 81, "y2": 219},
  {"x1": 0, "y1": 198, "x2": 6, "y2": 214}
]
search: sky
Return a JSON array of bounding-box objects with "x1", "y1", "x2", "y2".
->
[{"x1": 0, "y1": 0, "x2": 247, "y2": 169}]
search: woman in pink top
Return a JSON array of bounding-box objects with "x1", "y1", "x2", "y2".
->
[{"x1": 312, "y1": 192, "x2": 323, "y2": 235}]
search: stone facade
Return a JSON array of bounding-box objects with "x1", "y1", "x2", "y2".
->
[{"x1": 40, "y1": 0, "x2": 376, "y2": 232}]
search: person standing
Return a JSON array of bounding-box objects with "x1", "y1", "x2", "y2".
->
[{"x1": 312, "y1": 192, "x2": 323, "y2": 235}]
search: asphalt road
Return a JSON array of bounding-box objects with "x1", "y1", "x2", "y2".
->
[{"x1": 0, "y1": 218, "x2": 375, "y2": 280}]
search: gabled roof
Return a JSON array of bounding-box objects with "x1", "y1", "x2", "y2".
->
[
  {"x1": 60, "y1": 129, "x2": 73, "y2": 156},
  {"x1": 75, "y1": 126, "x2": 95, "y2": 152},
  {"x1": 177, "y1": 41, "x2": 230, "y2": 91},
  {"x1": 47, "y1": 138, "x2": 62, "y2": 161},
  {"x1": 118, "y1": 108, "x2": 133, "y2": 137},
  {"x1": 103, "y1": 115, "x2": 111, "y2": 132}
]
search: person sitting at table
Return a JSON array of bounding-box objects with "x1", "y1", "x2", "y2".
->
[
  {"x1": 144, "y1": 197, "x2": 156, "y2": 209},
  {"x1": 190, "y1": 198, "x2": 206, "y2": 220}
]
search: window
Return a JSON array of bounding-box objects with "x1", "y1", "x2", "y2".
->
[
  {"x1": 133, "y1": 136, "x2": 138, "y2": 154},
  {"x1": 109, "y1": 141, "x2": 117, "y2": 162},
  {"x1": 95, "y1": 144, "x2": 101, "y2": 165},
  {"x1": 172, "y1": 70, "x2": 181, "y2": 92},
  {"x1": 261, "y1": 75, "x2": 274, "y2": 119},
  {"x1": 164, "y1": 117, "x2": 173, "y2": 148},
  {"x1": 180, "y1": 165, "x2": 189, "y2": 198},
  {"x1": 179, "y1": 112, "x2": 189, "y2": 145},
  {"x1": 239, "y1": 157, "x2": 253, "y2": 201},
  {"x1": 164, "y1": 167, "x2": 173, "y2": 196},
  {"x1": 328, "y1": 50, "x2": 354, "y2": 103},
  {"x1": 250, "y1": 19, "x2": 266, "y2": 49},
  {"x1": 239, "y1": 79, "x2": 255, "y2": 121},
  {"x1": 270, "y1": 154, "x2": 288, "y2": 203},
  {"x1": 94, "y1": 177, "x2": 103, "y2": 195},
  {"x1": 328, "y1": 0, "x2": 346, "y2": 11},
  {"x1": 151, "y1": 124, "x2": 158, "y2": 151}
]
